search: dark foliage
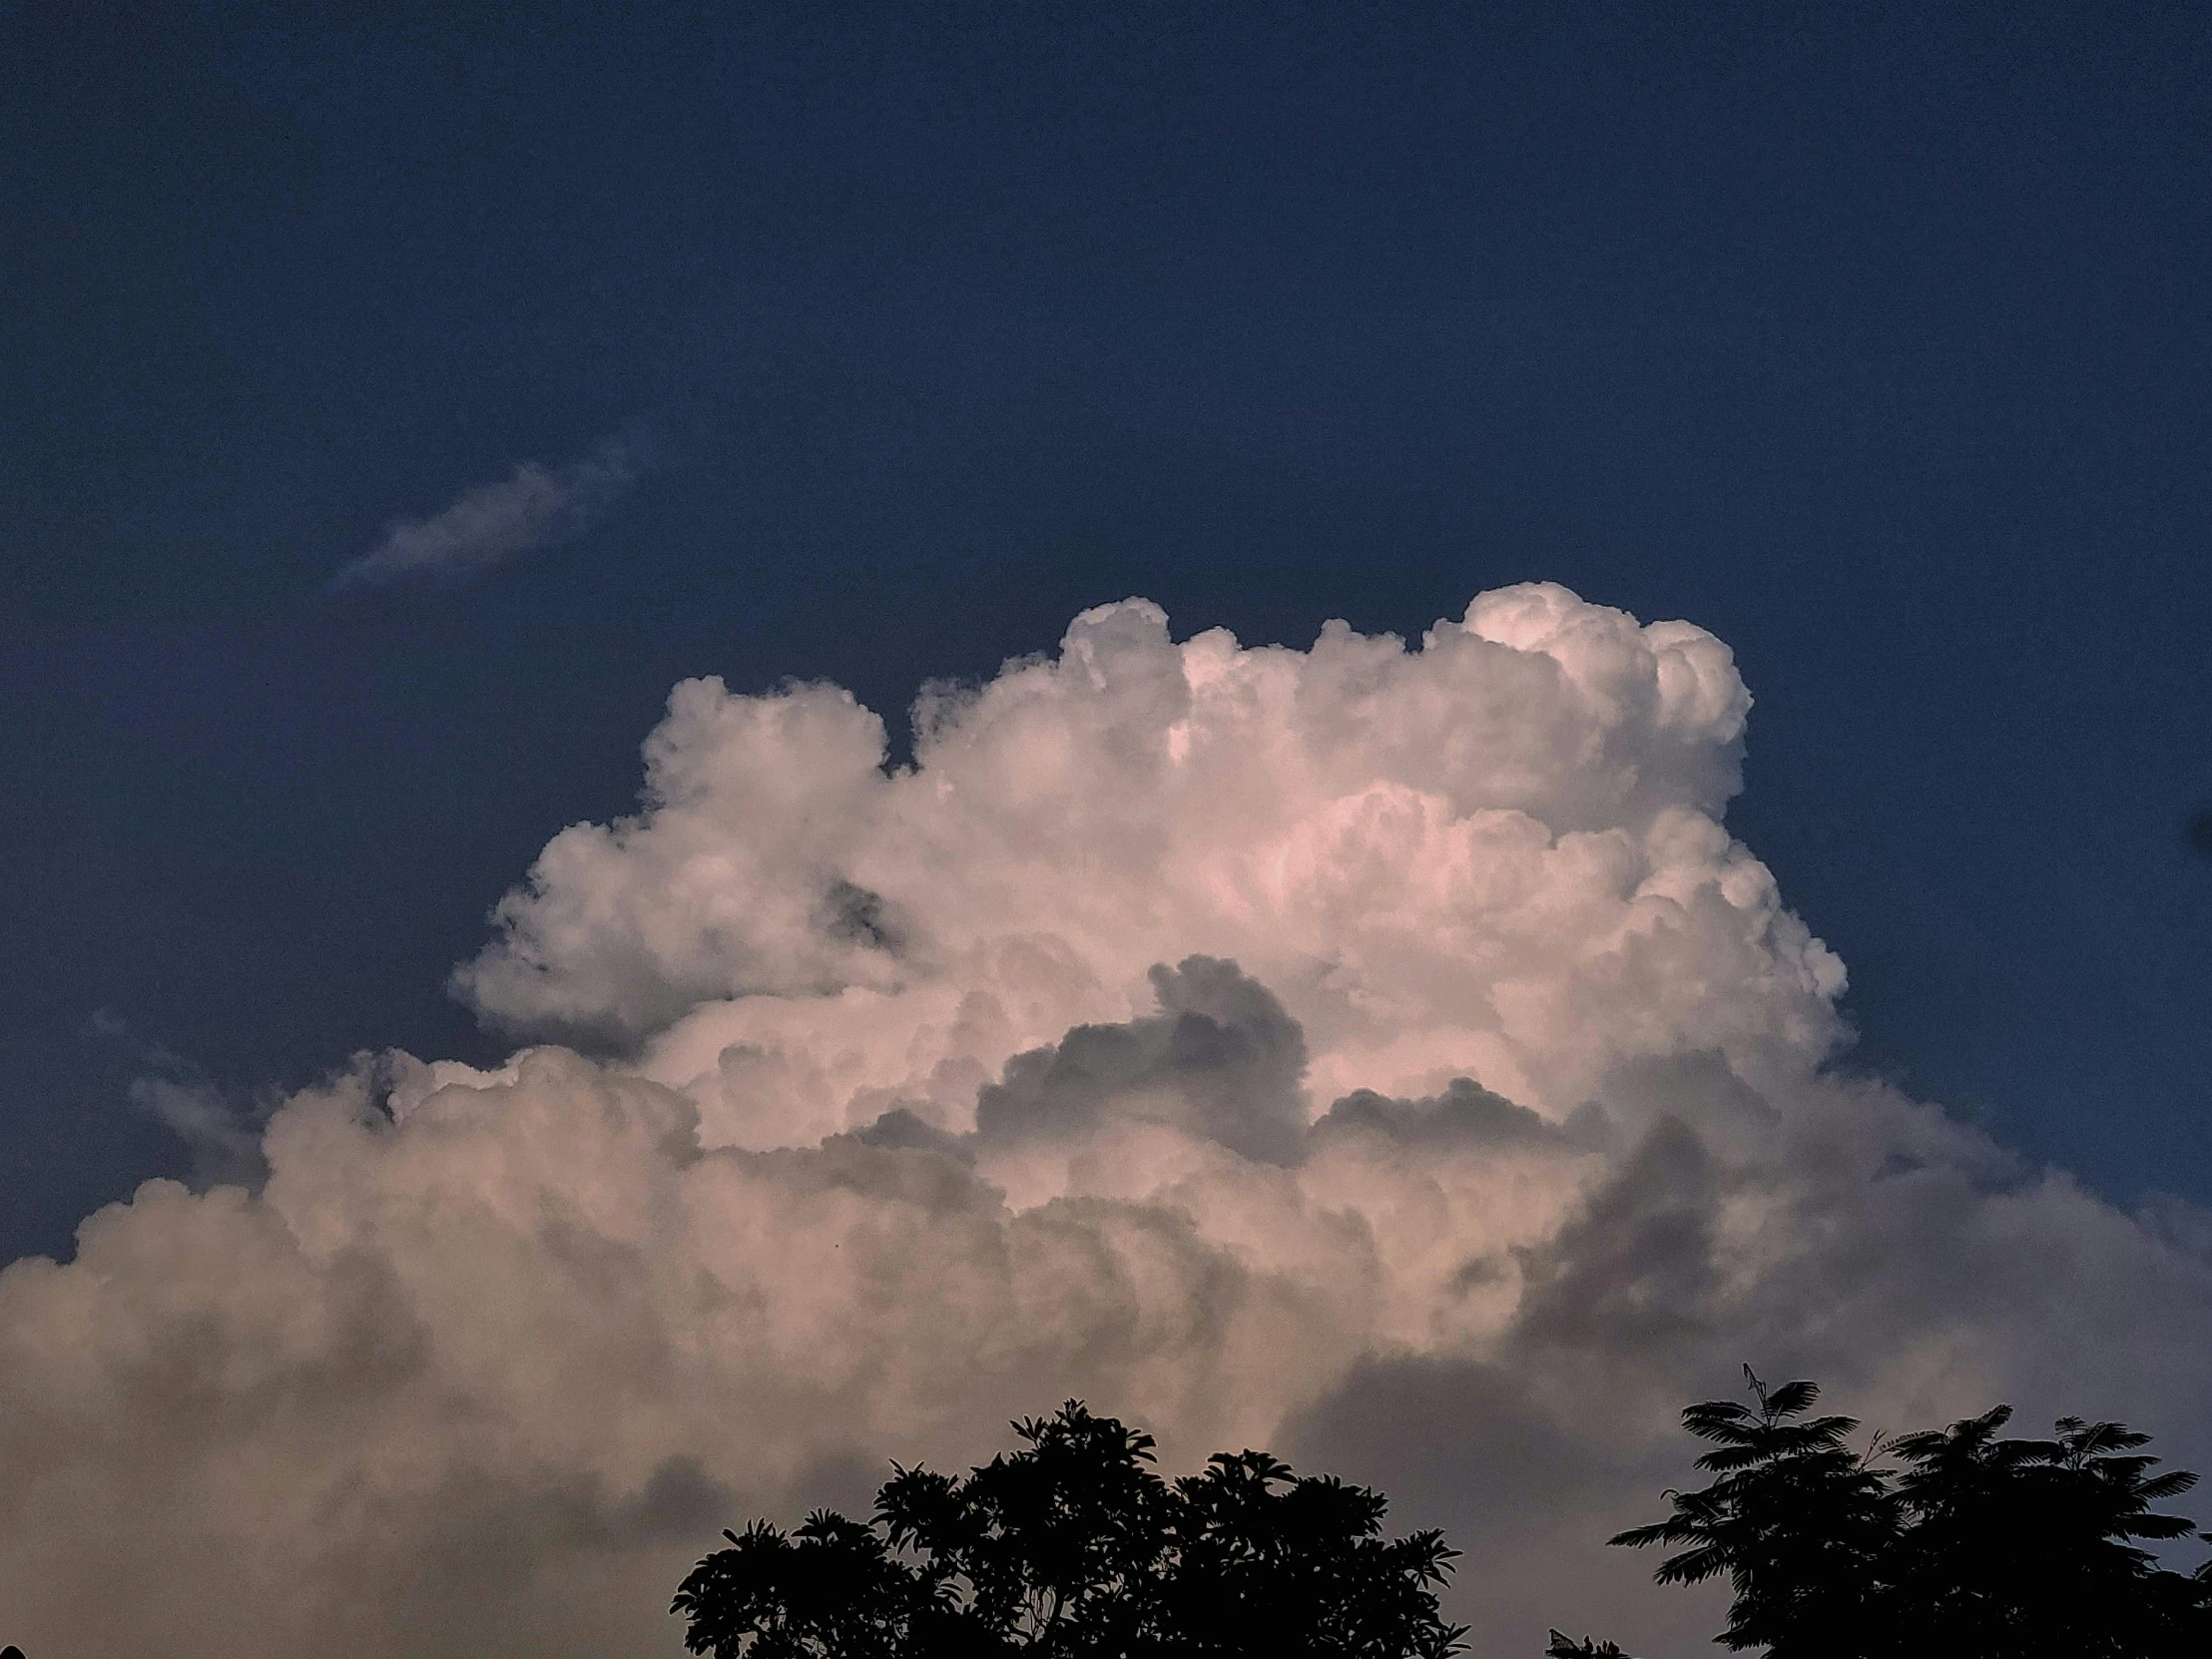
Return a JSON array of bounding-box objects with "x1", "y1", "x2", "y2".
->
[
  {"x1": 1545, "y1": 1635, "x2": 1631, "y2": 1657},
  {"x1": 671, "y1": 1401, "x2": 1466, "y2": 1658},
  {"x1": 1560, "y1": 1368, "x2": 2212, "y2": 1657},
  {"x1": 1605, "y1": 1372, "x2": 1899, "y2": 1657},
  {"x1": 1881, "y1": 1407, "x2": 2208, "y2": 1656}
]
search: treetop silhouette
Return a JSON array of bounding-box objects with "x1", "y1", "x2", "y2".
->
[
  {"x1": 1551, "y1": 1368, "x2": 2212, "y2": 1658},
  {"x1": 671, "y1": 1400, "x2": 1465, "y2": 1657},
  {"x1": 669, "y1": 1379, "x2": 2211, "y2": 1658}
]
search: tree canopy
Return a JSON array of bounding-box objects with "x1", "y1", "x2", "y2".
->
[
  {"x1": 1550, "y1": 1369, "x2": 2212, "y2": 1658},
  {"x1": 670, "y1": 1401, "x2": 1465, "y2": 1658},
  {"x1": 671, "y1": 1380, "x2": 2212, "y2": 1657}
]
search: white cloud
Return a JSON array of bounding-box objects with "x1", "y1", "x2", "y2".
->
[
  {"x1": 327, "y1": 436, "x2": 644, "y2": 592},
  {"x1": 459, "y1": 587, "x2": 1831, "y2": 1129},
  {"x1": 2, "y1": 587, "x2": 2206, "y2": 1659}
]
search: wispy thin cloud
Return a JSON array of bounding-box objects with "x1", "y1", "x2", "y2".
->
[
  {"x1": 88, "y1": 1008, "x2": 269, "y2": 1185},
  {"x1": 328, "y1": 434, "x2": 646, "y2": 593}
]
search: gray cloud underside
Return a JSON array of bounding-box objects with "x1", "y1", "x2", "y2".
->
[{"x1": 3, "y1": 589, "x2": 2206, "y2": 1659}]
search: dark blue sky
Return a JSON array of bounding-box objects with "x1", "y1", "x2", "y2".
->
[{"x1": 4, "y1": 0, "x2": 2208, "y2": 1261}]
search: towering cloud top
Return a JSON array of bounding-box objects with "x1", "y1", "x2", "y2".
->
[
  {"x1": 460, "y1": 586, "x2": 1838, "y2": 1142},
  {"x1": 1, "y1": 587, "x2": 2202, "y2": 1659}
]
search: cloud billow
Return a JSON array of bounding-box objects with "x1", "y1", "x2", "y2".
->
[
  {"x1": 2, "y1": 586, "x2": 2206, "y2": 1658},
  {"x1": 327, "y1": 435, "x2": 644, "y2": 592}
]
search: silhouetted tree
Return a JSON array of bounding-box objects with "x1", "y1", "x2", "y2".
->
[
  {"x1": 1608, "y1": 1371, "x2": 1897, "y2": 1657},
  {"x1": 1544, "y1": 1634, "x2": 1631, "y2": 1657},
  {"x1": 672, "y1": 1401, "x2": 1466, "y2": 1657},
  {"x1": 1559, "y1": 1370, "x2": 2212, "y2": 1657},
  {"x1": 1884, "y1": 1407, "x2": 2206, "y2": 1656}
]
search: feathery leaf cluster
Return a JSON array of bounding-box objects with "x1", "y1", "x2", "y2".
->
[{"x1": 1553, "y1": 1369, "x2": 2212, "y2": 1658}]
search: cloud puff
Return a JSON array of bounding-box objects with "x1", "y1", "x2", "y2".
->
[
  {"x1": 459, "y1": 587, "x2": 1835, "y2": 1132},
  {"x1": 327, "y1": 435, "x2": 645, "y2": 592},
  {"x1": 3, "y1": 587, "x2": 2207, "y2": 1659}
]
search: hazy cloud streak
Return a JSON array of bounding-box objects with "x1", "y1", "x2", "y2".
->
[{"x1": 327, "y1": 435, "x2": 645, "y2": 592}]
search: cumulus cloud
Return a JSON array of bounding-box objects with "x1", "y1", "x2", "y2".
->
[
  {"x1": 458, "y1": 586, "x2": 1835, "y2": 1128},
  {"x1": 327, "y1": 435, "x2": 645, "y2": 592},
  {"x1": 3, "y1": 587, "x2": 2207, "y2": 1659}
]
